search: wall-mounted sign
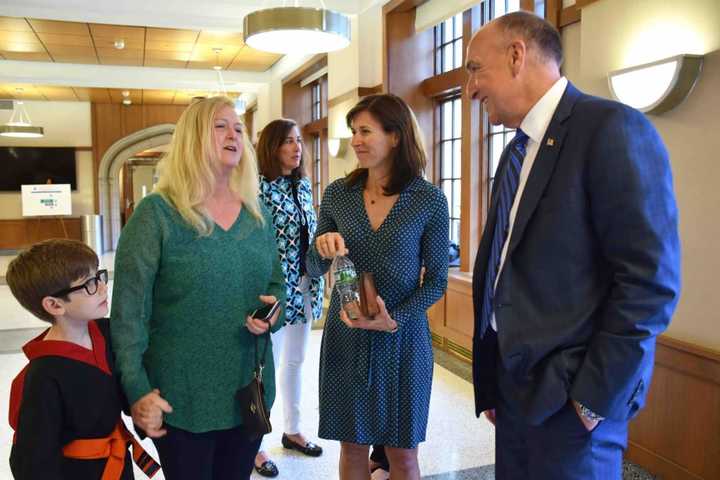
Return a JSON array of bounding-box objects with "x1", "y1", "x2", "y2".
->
[{"x1": 21, "y1": 184, "x2": 72, "y2": 217}]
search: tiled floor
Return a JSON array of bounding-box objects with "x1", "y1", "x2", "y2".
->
[{"x1": 0, "y1": 252, "x2": 654, "y2": 479}]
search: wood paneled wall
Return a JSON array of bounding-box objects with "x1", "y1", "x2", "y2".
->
[
  {"x1": 282, "y1": 54, "x2": 327, "y2": 128},
  {"x1": 91, "y1": 103, "x2": 186, "y2": 211},
  {"x1": 0, "y1": 218, "x2": 82, "y2": 249},
  {"x1": 281, "y1": 56, "x2": 329, "y2": 198},
  {"x1": 429, "y1": 274, "x2": 473, "y2": 359},
  {"x1": 429, "y1": 284, "x2": 720, "y2": 480},
  {"x1": 626, "y1": 337, "x2": 720, "y2": 480},
  {"x1": 383, "y1": 2, "x2": 434, "y2": 163}
]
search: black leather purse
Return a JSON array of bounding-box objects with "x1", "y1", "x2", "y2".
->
[{"x1": 236, "y1": 331, "x2": 272, "y2": 440}]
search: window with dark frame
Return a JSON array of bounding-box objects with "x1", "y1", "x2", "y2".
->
[
  {"x1": 438, "y1": 96, "x2": 462, "y2": 256},
  {"x1": 422, "y1": 0, "x2": 527, "y2": 271},
  {"x1": 311, "y1": 83, "x2": 321, "y2": 122},
  {"x1": 487, "y1": 123, "x2": 517, "y2": 195},
  {"x1": 434, "y1": 12, "x2": 464, "y2": 75},
  {"x1": 312, "y1": 134, "x2": 322, "y2": 211},
  {"x1": 491, "y1": 0, "x2": 521, "y2": 17},
  {"x1": 485, "y1": 0, "x2": 521, "y2": 203}
]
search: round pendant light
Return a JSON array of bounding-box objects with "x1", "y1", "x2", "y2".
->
[{"x1": 243, "y1": 6, "x2": 351, "y2": 54}]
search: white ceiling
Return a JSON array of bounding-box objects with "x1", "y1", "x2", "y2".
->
[
  {"x1": 0, "y1": 0, "x2": 375, "y2": 32},
  {"x1": 0, "y1": 0, "x2": 386, "y2": 96}
]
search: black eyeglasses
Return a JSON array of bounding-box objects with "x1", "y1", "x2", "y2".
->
[{"x1": 50, "y1": 269, "x2": 108, "y2": 298}]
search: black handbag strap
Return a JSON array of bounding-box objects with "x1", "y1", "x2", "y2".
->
[{"x1": 253, "y1": 331, "x2": 270, "y2": 382}]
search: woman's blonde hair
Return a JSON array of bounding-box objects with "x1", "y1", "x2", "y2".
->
[{"x1": 155, "y1": 96, "x2": 263, "y2": 235}]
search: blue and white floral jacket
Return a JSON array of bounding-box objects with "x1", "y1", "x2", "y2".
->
[{"x1": 259, "y1": 175, "x2": 324, "y2": 325}]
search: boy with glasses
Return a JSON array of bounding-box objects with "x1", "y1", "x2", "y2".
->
[{"x1": 6, "y1": 239, "x2": 159, "y2": 479}]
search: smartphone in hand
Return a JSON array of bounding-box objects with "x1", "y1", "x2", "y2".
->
[{"x1": 251, "y1": 301, "x2": 280, "y2": 322}]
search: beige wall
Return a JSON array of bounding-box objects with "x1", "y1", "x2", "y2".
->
[
  {"x1": 325, "y1": 5, "x2": 385, "y2": 184},
  {"x1": 0, "y1": 100, "x2": 92, "y2": 147},
  {"x1": 328, "y1": 16, "x2": 361, "y2": 100},
  {"x1": 358, "y1": 3, "x2": 384, "y2": 89},
  {"x1": 328, "y1": 96, "x2": 360, "y2": 181},
  {"x1": 562, "y1": 0, "x2": 720, "y2": 350}
]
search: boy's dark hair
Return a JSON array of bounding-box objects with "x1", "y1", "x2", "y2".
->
[
  {"x1": 6, "y1": 239, "x2": 99, "y2": 323},
  {"x1": 345, "y1": 93, "x2": 426, "y2": 195}
]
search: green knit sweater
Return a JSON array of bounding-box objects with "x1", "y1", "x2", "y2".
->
[{"x1": 110, "y1": 193, "x2": 285, "y2": 433}]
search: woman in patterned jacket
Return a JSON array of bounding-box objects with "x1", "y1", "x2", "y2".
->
[{"x1": 255, "y1": 118, "x2": 325, "y2": 477}]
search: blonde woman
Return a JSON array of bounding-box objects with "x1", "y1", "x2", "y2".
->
[{"x1": 111, "y1": 96, "x2": 286, "y2": 480}]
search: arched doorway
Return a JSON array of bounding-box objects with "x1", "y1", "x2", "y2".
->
[{"x1": 98, "y1": 124, "x2": 174, "y2": 251}]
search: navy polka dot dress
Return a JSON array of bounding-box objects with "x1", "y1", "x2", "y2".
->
[{"x1": 306, "y1": 176, "x2": 449, "y2": 448}]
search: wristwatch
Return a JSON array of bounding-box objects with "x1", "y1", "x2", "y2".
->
[{"x1": 577, "y1": 402, "x2": 605, "y2": 422}]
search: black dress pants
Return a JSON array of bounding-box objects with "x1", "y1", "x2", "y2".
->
[{"x1": 153, "y1": 423, "x2": 262, "y2": 480}]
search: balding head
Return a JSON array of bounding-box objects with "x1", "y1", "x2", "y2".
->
[
  {"x1": 465, "y1": 12, "x2": 563, "y2": 128},
  {"x1": 494, "y1": 11, "x2": 563, "y2": 67}
]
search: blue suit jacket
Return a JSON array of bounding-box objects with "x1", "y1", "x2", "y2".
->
[{"x1": 471, "y1": 82, "x2": 681, "y2": 424}]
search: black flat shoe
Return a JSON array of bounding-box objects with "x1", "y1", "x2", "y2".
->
[
  {"x1": 281, "y1": 433, "x2": 323, "y2": 457},
  {"x1": 254, "y1": 460, "x2": 279, "y2": 478}
]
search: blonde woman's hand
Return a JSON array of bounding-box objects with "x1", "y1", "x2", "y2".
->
[
  {"x1": 315, "y1": 232, "x2": 348, "y2": 259},
  {"x1": 339, "y1": 296, "x2": 398, "y2": 333},
  {"x1": 245, "y1": 295, "x2": 280, "y2": 335}
]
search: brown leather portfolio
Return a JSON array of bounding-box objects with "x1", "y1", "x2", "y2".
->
[{"x1": 359, "y1": 272, "x2": 380, "y2": 317}]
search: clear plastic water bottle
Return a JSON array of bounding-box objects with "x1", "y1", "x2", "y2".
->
[{"x1": 331, "y1": 255, "x2": 361, "y2": 319}]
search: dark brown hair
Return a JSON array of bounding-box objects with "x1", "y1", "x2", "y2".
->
[
  {"x1": 345, "y1": 93, "x2": 426, "y2": 195},
  {"x1": 256, "y1": 118, "x2": 307, "y2": 181},
  {"x1": 6, "y1": 239, "x2": 98, "y2": 323},
  {"x1": 496, "y1": 11, "x2": 563, "y2": 66}
]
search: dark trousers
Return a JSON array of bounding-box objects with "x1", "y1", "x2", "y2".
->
[
  {"x1": 494, "y1": 369, "x2": 628, "y2": 479},
  {"x1": 153, "y1": 424, "x2": 262, "y2": 480}
]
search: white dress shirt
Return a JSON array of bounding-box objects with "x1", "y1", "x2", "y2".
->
[{"x1": 491, "y1": 76, "x2": 568, "y2": 331}]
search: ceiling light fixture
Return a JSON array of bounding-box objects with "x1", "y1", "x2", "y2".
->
[
  {"x1": 608, "y1": 54, "x2": 704, "y2": 115},
  {"x1": 243, "y1": 1, "x2": 351, "y2": 54},
  {"x1": 114, "y1": 39, "x2": 125, "y2": 50},
  {"x1": 0, "y1": 89, "x2": 44, "y2": 138},
  {"x1": 211, "y1": 48, "x2": 228, "y2": 97},
  {"x1": 121, "y1": 90, "x2": 132, "y2": 106}
]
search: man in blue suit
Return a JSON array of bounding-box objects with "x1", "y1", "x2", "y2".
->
[{"x1": 467, "y1": 11, "x2": 680, "y2": 479}]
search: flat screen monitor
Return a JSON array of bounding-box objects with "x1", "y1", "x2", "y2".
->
[{"x1": 0, "y1": 146, "x2": 77, "y2": 191}]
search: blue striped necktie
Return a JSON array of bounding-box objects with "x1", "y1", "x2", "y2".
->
[{"x1": 479, "y1": 129, "x2": 529, "y2": 337}]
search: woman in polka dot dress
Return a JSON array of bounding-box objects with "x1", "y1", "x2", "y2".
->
[{"x1": 306, "y1": 94, "x2": 449, "y2": 479}]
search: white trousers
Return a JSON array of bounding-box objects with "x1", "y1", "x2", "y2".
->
[{"x1": 263, "y1": 277, "x2": 314, "y2": 446}]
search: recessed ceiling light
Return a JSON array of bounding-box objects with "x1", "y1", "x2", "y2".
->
[
  {"x1": 114, "y1": 39, "x2": 125, "y2": 50},
  {"x1": 121, "y1": 90, "x2": 130, "y2": 97},
  {"x1": 122, "y1": 98, "x2": 132, "y2": 105}
]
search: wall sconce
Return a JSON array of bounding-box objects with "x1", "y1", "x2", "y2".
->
[
  {"x1": 328, "y1": 137, "x2": 349, "y2": 157},
  {"x1": 608, "y1": 54, "x2": 703, "y2": 115}
]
